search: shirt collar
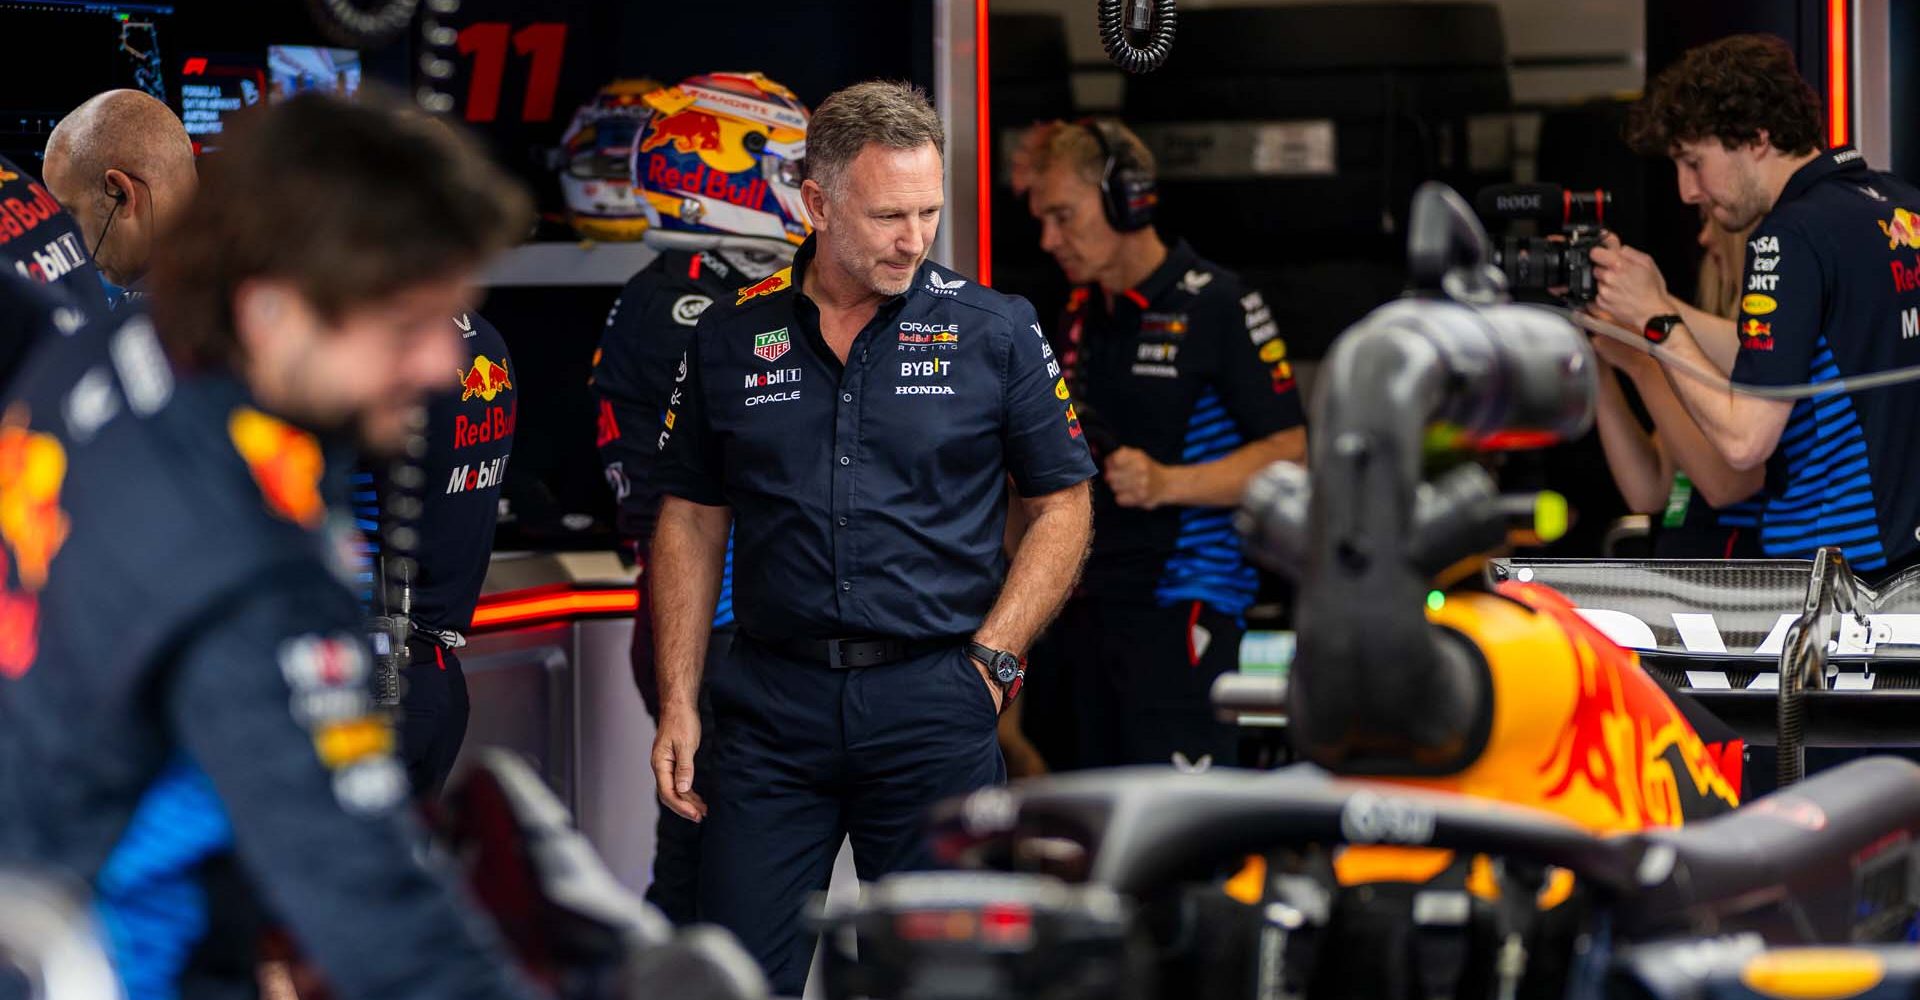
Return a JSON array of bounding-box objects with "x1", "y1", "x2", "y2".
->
[
  {"x1": 1129, "y1": 238, "x2": 1201, "y2": 305},
  {"x1": 1779, "y1": 145, "x2": 1870, "y2": 205}
]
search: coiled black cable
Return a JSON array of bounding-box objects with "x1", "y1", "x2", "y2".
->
[{"x1": 1098, "y1": 0, "x2": 1178, "y2": 74}]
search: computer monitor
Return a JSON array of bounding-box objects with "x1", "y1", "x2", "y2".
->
[
  {"x1": 0, "y1": 1, "x2": 176, "y2": 168},
  {"x1": 267, "y1": 44, "x2": 361, "y2": 101}
]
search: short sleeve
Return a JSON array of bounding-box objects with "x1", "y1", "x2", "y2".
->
[
  {"x1": 650, "y1": 322, "x2": 727, "y2": 507},
  {"x1": 1729, "y1": 219, "x2": 1824, "y2": 387},
  {"x1": 1203, "y1": 282, "x2": 1305, "y2": 437},
  {"x1": 1000, "y1": 300, "x2": 1098, "y2": 497}
]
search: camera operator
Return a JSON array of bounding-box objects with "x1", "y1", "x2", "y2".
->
[
  {"x1": 1022, "y1": 119, "x2": 1305, "y2": 770},
  {"x1": 1592, "y1": 34, "x2": 1920, "y2": 577},
  {"x1": 1591, "y1": 213, "x2": 1764, "y2": 557}
]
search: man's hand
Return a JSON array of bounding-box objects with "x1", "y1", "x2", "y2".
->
[
  {"x1": 967, "y1": 651, "x2": 1006, "y2": 713},
  {"x1": 651, "y1": 704, "x2": 706, "y2": 822},
  {"x1": 1591, "y1": 233, "x2": 1678, "y2": 335},
  {"x1": 1104, "y1": 446, "x2": 1166, "y2": 508}
]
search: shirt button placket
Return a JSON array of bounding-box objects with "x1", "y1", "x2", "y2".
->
[{"x1": 831, "y1": 365, "x2": 860, "y2": 620}]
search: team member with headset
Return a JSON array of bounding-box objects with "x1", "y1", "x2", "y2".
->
[
  {"x1": 1592, "y1": 35, "x2": 1920, "y2": 579},
  {"x1": 40, "y1": 89, "x2": 197, "y2": 307},
  {"x1": 1020, "y1": 118, "x2": 1306, "y2": 771},
  {"x1": 590, "y1": 70, "x2": 811, "y2": 924}
]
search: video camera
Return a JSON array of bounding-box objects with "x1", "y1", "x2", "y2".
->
[{"x1": 1473, "y1": 184, "x2": 1613, "y2": 304}]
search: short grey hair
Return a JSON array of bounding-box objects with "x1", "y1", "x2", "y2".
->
[{"x1": 804, "y1": 80, "x2": 945, "y2": 195}]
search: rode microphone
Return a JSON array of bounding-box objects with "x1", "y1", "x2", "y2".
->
[{"x1": 1474, "y1": 183, "x2": 1611, "y2": 229}]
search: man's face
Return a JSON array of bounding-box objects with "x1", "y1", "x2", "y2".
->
[
  {"x1": 1672, "y1": 138, "x2": 1772, "y2": 232},
  {"x1": 813, "y1": 143, "x2": 944, "y2": 297},
  {"x1": 41, "y1": 160, "x2": 196, "y2": 288},
  {"x1": 1028, "y1": 163, "x2": 1121, "y2": 285},
  {"x1": 245, "y1": 275, "x2": 473, "y2": 454}
]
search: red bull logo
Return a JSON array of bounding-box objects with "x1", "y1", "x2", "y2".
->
[
  {"x1": 1880, "y1": 207, "x2": 1920, "y2": 250},
  {"x1": 931, "y1": 332, "x2": 959, "y2": 344},
  {"x1": 229, "y1": 407, "x2": 325, "y2": 528},
  {"x1": 0, "y1": 407, "x2": 72, "y2": 678},
  {"x1": 1065, "y1": 403, "x2": 1083, "y2": 440},
  {"x1": 640, "y1": 110, "x2": 724, "y2": 155},
  {"x1": 0, "y1": 411, "x2": 70, "y2": 592},
  {"x1": 735, "y1": 267, "x2": 792, "y2": 305},
  {"x1": 459, "y1": 355, "x2": 513, "y2": 403},
  {"x1": 1740, "y1": 318, "x2": 1775, "y2": 351}
]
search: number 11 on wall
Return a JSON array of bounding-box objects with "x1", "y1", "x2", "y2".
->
[{"x1": 458, "y1": 21, "x2": 568, "y2": 124}]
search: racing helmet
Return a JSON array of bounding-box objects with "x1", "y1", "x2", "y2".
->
[
  {"x1": 630, "y1": 72, "x2": 810, "y2": 249},
  {"x1": 559, "y1": 78, "x2": 663, "y2": 241}
]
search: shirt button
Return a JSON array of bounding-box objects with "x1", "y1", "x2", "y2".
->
[
  {"x1": 837, "y1": 516, "x2": 848, "y2": 526},
  {"x1": 841, "y1": 581, "x2": 852, "y2": 591},
  {"x1": 839, "y1": 455, "x2": 851, "y2": 466},
  {"x1": 842, "y1": 393, "x2": 852, "y2": 402}
]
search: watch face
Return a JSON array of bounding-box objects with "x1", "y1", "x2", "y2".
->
[{"x1": 993, "y1": 654, "x2": 1021, "y2": 683}]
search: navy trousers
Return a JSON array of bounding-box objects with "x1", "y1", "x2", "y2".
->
[{"x1": 697, "y1": 636, "x2": 1005, "y2": 994}]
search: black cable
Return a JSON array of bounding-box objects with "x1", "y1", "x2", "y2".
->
[{"x1": 1097, "y1": 0, "x2": 1178, "y2": 74}]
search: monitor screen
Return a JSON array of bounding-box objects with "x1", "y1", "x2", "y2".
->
[
  {"x1": 0, "y1": 1, "x2": 176, "y2": 167},
  {"x1": 267, "y1": 44, "x2": 360, "y2": 101},
  {"x1": 177, "y1": 52, "x2": 264, "y2": 153}
]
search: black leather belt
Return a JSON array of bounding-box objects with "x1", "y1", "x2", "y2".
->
[{"x1": 751, "y1": 634, "x2": 956, "y2": 669}]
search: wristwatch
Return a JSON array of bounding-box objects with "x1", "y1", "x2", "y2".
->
[
  {"x1": 966, "y1": 641, "x2": 1026, "y2": 710},
  {"x1": 1643, "y1": 314, "x2": 1683, "y2": 345}
]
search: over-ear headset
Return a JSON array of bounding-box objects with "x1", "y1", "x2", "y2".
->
[{"x1": 1080, "y1": 118, "x2": 1157, "y2": 233}]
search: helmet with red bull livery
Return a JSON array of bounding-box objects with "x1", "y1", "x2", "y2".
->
[
  {"x1": 629, "y1": 72, "x2": 809, "y2": 250},
  {"x1": 559, "y1": 78, "x2": 663, "y2": 241}
]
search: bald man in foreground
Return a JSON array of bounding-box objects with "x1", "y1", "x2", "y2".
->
[{"x1": 43, "y1": 89, "x2": 197, "y2": 302}]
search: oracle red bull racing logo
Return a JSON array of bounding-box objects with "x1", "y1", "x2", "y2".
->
[
  {"x1": 0, "y1": 406, "x2": 71, "y2": 678},
  {"x1": 1739, "y1": 317, "x2": 1774, "y2": 351},
  {"x1": 459, "y1": 355, "x2": 513, "y2": 403}
]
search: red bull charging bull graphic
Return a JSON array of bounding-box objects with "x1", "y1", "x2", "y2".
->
[
  {"x1": 735, "y1": 267, "x2": 792, "y2": 306},
  {"x1": 0, "y1": 406, "x2": 72, "y2": 677},
  {"x1": 459, "y1": 355, "x2": 513, "y2": 403},
  {"x1": 630, "y1": 72, "x2": 811, "y2": 247},
  {"x1": 229, "y1": 407, "x2": 325, "y2": 529}
]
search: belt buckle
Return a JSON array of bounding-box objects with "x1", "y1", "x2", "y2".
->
[{"x1": 826, "y1": 639, "x2": 849, "y2": 670}]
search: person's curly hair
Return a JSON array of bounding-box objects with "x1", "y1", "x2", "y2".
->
[{"x1": 1626, "y1": 34, "x2": 1824, "y2": 157}]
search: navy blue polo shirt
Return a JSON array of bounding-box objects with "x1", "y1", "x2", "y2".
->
[
  {"x1": 653, "y1": 237, "x2": 1096, "y2": 641},
  {"x1": 1730, "y1": 146, "x2": 1920, "y2": 573},
  {"x1": 1056, "y1": 239, "x2": 1304, "y2": 616},
  {"x1": 0, "y1": 154, "x2": 109, "y2": 320},
  {"x1": 359, "y1": 312, "x2": 515, "y2": 631}
]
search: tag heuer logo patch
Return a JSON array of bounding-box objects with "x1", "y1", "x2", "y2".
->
[{"x1": 754, "y1": 328, "x2": 792, "y2": 362}]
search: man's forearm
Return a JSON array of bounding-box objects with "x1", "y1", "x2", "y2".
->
[
  {"x1": 1592, "y1": 368, "x2": 1672, "y2": 513},
  {"x1": 1654, "y1": 322, "x2": 1791, "y2": 470},
  {"x1": 1627, "y1": 363, "x2": 1764, "y2": 507},
  {"x1": 974, "y1": 481, "x2": 1092, "y2": 654},
  {"x1": 1671, "y1": 302, "x2": 1739, "y2": 374},
  {"x1": 1159, "y1": 428, "x2": 1306, "y2": 508},
  {"x1": 650, "y1": 498, "x2": 730, "y2": 714}
]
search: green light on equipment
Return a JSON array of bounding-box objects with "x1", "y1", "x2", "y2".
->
[
  {"x1": 1534, "y1": 491, "x2": 1569, "y2": 544},
  {"x1": 1427, "y1": 590, "x2": 1446, "y2": 612}
]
